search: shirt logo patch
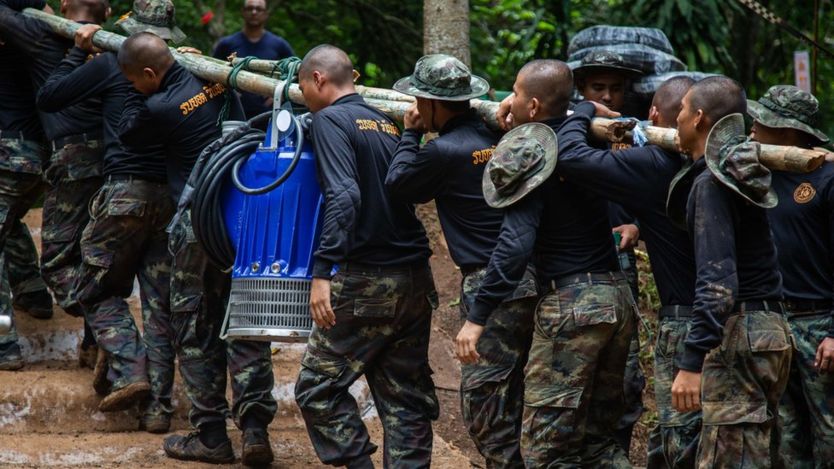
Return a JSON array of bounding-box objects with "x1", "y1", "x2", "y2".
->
[{"x1": 793, "y1": 182, "x2": 816, "y2": 204}]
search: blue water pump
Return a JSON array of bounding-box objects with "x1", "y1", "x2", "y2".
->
[{"x1": 216, "y1": 110, "x2": 322, "y2": 342}]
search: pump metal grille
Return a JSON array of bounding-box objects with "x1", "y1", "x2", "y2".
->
[{"x1": 224, "y1": 277, "x2": 313, "y2": 342}]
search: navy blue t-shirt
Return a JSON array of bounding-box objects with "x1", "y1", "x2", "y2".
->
[{"x1": 212, "y1": 31, "x2": 294, "y2": 118}]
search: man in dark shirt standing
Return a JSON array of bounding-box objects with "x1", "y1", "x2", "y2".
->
[
  {"x1": 212, "y1": 0, "x2": 294, "y2": 118},
  {"x1": 36, "y1": 15, "x2": 178, "y2": 429},
  {"x1": 0, "y1": 36, "x2": 54, "y2": 369},
  {"x1": 0, "y1": 0, "x2": 106, "y2": 350},
  {"x1": 386, "y1": 55, "x2": 537, "y2": 468},
  {"x1": 747, "y1": 85, "x2": 834, "y2": 467},
  {"x1": 671, "y1": 77, "x2": 792, "y2": 467},
  {"x1": 456, "y1": 59, "x2": 636, "y2": 467},
  {"x1": 572, "y1": 50, "x2": 646, "y2": 451},
  {"x1": 117, "y1": 32, "x2": 276, "y2": 465},
  {"x1": 554, "y1": 76, "x2": 703, "y2": 468},
  {"x1": 293, "y1": 44, "x2": 438, "y2": 469}
]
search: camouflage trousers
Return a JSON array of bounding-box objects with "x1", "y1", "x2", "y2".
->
[
  {"x1": 74, "y1": 179, "x2": 175, "y2": 412},
  {"x1": 779, "y1": 311, "x2": 834, "y2": 468},
  {"x1": 169, "y1": 210, "x2": 276, "y2": 429},
  {"x1": 647, "y1": 315, "x2": 702, "y2": 469},
  {"x1": 295, "y1": 263, "x2": 439, "y2": 468},
  {"x1": 0, "y1": 138, "x2": 47, "y2": 348},
  {"x1": 458, "y1": 266, "x2": 537, "y2": 469},
  {"x1": 0, "y1": 223, "x2": 49, "y2": 348},
  {"x1": 521, "y1": 272, "x2": 636, "y2": 468},
  {"x1": 696, "y1": 310, "x2": 792, "y2": 468},
  {"x1": 41, "y1": 141, "x2": 103, "y2": 317}
]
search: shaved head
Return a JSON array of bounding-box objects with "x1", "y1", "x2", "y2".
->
[
  {"x1": 688, "y1": 76, "x2": 746, "y2": 126},
  {"x1": 118, "y1": 32, "x2": 174, "y2": 76},
  {"x1": 651, "y1": 76, "x2": 695, "y2": 127},
  {"x1": 64, "y1": 0, "x2": 109, "y2": 23},
  {"x1": 299, "y1": 44, "x2": 354, "y2": 87},
  {"x1": 517, "y1": 60, "x2": 573, "y2": 117}
]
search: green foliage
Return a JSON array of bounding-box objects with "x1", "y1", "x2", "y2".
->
[{"x1": 43, "y1": 1, "x2": 834, "y2": 134}]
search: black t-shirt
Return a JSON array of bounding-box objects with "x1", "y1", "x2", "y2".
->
[
  {"x1": 310, "y1": 93, "x2": 431, "y2": 278},
  {"x1": 769, "y1": 163, "x2": 834, "y2": 335},
  {"x1": 119, "y1": 62, "x2": 244, "y2": 199},
  {"x1": 386, "y1": 111, "x2": 501, "y2": 268},
  {"x1": 37, "y1": 49, "x2": 166, "y2": 180},
  {"x1": 679, "y1": 162, "x2": 783, "y2": 371},
  {"x1": 469, "y1": 116, "x2": 619, "y2": 325},
  {"x1": 0, "y1": 45, "x2": 44, "y2": 140},
  {"x1": 557, "y1": 102, "x2": 696, "y2": 307},
  {"x1": 0, "y1": 1, "x2": 101, "y2": 140}
]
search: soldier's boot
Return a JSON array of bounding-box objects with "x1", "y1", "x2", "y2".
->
[
  {"x1": 241, "y1": 428, "x2": 274, "y2": 466},
  {"x1": 163, "y1": 428, "x2": 235, "y2": 464},
  {"x1": 92, "y1": 348, "x2": 112, "y2": 395},
  {"x1": 0, "y1": 342, "x2": 23, "y2": 371},
  {"x1": 140, "y1": 413, "x2": 172, "y2": 434},
  {"x1": 98, "y1": 381, "x2": 150, "y2": 412},
  {"x1": 13, "y1": 290, "x2": 53, "y2": 319}
]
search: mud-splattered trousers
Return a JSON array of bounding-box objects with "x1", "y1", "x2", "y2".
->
[
  {"x1": 458, "y1": 266, "x2": 537, "y2": 469},
  {"x1": 695, "y1": 309, "x2": 792, "y2": 468},
  {"x1": 41, "y1": 140, "x2": 103, "y2": 317},
  {"x1": 0, "y1": 137, "x2": 47, "y2": 349},
  {"x1": 74, "y1": 178, "x2": 175, "y2": 415},
  {"x1": 295, "y1": 263, "x2": 439, "y2": 468},
  {"x1": 647, "y1": 308, "x2": 702, "y2": 469},
  {"x1": 168, "y1": 209, "x2": 276, "y2": 430},
  {"x1": 521, "y1": 272, "x2": 637, "y2": 468},
  {"x1": 779, "y1": 306, "x2": 834, "y2": 469}
]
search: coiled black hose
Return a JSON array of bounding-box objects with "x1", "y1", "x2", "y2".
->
[{"x1": 187, "y1": 111, "x2": 304, "y2": 269}]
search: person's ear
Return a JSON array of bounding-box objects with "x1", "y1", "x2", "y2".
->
[
  {"x1": 59, "y1": 0, "x2": 69, "y2": 14},
  {"x1": 649, "y1": 105, "x2": 659, "y2": 126},
  {"x1": 105, "y1": 6, "x2": 112, "y2": 19},
  {"x1": 529, "y1": 97, "x2": 540, "y2": 120},
  {"x1": 312, "y1": 70, "x2": 325, "y2": 89},
  {"x1": 142, "y1": 67, "x2": 156, "y2": 82},
  {"x1": 693, "y1": 109, "x2": 705, "y2": 130}
]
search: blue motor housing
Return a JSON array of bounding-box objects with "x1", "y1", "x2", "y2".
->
[{"x1": 220, "y1": 117, "x2": 322, "y2": 342}]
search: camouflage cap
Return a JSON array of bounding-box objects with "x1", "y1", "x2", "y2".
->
[
  {"x1": 393, "y1": 54, "x2": 489, "y2": 101},
  {"x1": 747, "y1": 85, "x2": 829, "y2": 144},
  {"x1": 705, "y1": 113, "x2": 778, "y2": 208},
  {"x1": 482, "y1": 123, "x2": 558, "y2": 208},
  {"x1": 572, "y1": 50, "x2": 643, "y2": 80},
  {"x1": 116, "y1": 0, "x2": 187, "y2": 44}
]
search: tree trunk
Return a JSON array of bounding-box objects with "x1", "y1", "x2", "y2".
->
[{"x1": 423, "y1": 0, "x2": 470, "y2": 65}]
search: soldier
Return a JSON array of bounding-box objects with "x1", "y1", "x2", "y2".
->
[
  {"x1": 550, "y1": 76, "x2": 702, "y2": 468},
  {"x1": 670, "y1": 76, "x2": 792, "y2": 467},
  {"x1": 0, "y1": 32, "x2": 52, "y2": 369},
  {"x1": 294, "y1": 44, "x2": 438, "y2": 469},
  {"x1": 746, "y1": 85, "x2": 834, "y2": 467},
  {"x1": 386, "y1": 55, "x2": 536, "y2": 468},
  {"x1": 117, "y1": 32, "x2": 276, "y2": 465},
  {"x1": 457, "y1": 59, "x2": 636, "y2": 467},
  {"x1": 0, "y1": 0, "x2": 108, "y2": 367},
  {"x1": 572, "y1": 50, "x2": 646, "y2": 450},
  {"x1": 35, "y1": 8, "x2": 181, "y2": 428}
]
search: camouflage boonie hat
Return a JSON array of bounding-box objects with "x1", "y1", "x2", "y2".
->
[
  {"x1": 747, "y1": 85, "x2": 829, "y2": 144},
  {"x1": 393, "y1": 54, "x2": 489, "y2": 101},
  {"x1": 482, "y1": 123, "x2": 558, "y2": 208},
  {"x1": 705, "y1": 113, "x2": 778, "y2": 208},
  {"x1": 116, "y1": 0, "x2": 186, "y2": 44},
  {"x1": 572, "y1": 50, "x2": 642, "y2": 80}
]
